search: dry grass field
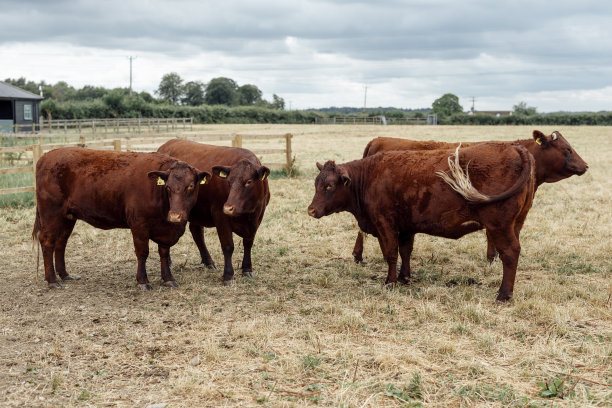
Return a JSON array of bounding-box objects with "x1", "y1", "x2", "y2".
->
[{"x1": 0, "y1": 125, "x2": 610, "y2": 407}]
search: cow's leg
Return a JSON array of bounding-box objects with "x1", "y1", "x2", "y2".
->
[
  {"x1": 352, "y1": 230, "x2": 366, "y2": 264},
  {"x1": 241, "y1": 236, "x2": 254, "y2": 278},
  {"x1": 486, "y1": 230, "x2": 498, "y2": 263},
  {"x1": 375, "y1": 224, "x2": 399, "y2": 285},
  {"x1": 158, "y1": 245, "x2": 178, "y2": 288},
  {"x1": 38, "y1": 217, "x2": 64, "y2": 288},
  {"x1": 216, "y1": 224, "x2": 235, "y2": 285},
  {"x1": 487, "y1": 227, "x2": 521, "y2": 302},
  {"x1": 55, "y1": 218, "x2": 79, "y2": 281},
  {"x1": 131, "y1": 231, "x2": 151, "y2": 290},
  {"x1": 189, "y1": 222, "x2": 216, "y2": 269},
  {"x1": 398, "y1": 232, "x2": 415, "y2": 284}
]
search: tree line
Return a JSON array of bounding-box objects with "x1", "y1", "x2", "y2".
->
[{"x1": 4, "y1": 77, "x2": 610, "y2": 125}]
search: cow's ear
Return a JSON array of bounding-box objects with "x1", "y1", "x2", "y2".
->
[
  {"x1": 148, "y1": 170, "x2": 169, "y2": 186},
  {"x1": 533, "y1": 130, "x2": 548, "y2": 147},
  {"x1": 257, "y1": 166, "x2": 271, "y2": 181},
  {"x1": 340, "y1": 174, "x2": 351, "y2": 187},
  {"x1": 316, "y1": 162, "x2": 324, "y2": 171},
  {"x1": 197, "y1": 171, "x2": 212, "y2": 185},
  {"x1": 212, "y1": 166, "x2": 231, "y2": 179}
]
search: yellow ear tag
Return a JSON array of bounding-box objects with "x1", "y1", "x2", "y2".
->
[
  {"x1": 157, "y1": 177, "x2": 165, "y2": 186},
  {"x1": 535, "y1": 138, "x2": 542, "y2": 145},
  {"x1": 200, "y1": 176, "x2": 207, "y2": 184},
  {"x1": 261, "y1": 173, "x2": 267, "y2": 181},
  {"x1": 219, "y1": 171, "x2": 228, "y2": 179},
  {"x1": 344, "y1": 179, "x2": 349, "y2": 186}
]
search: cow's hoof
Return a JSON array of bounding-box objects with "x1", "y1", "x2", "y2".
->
[
  {"x1": 138, "y1": 283, "x2": 153, "y2": 291},
  {"x1": 398, "y1": 276, "x2": 410, "y2": 285},
  {"x1": 384, "y1": 281, "x2": 399, "y2": 288},
  {"x1": 162, "y1": 280, "x2": 179, "y2": 288},
  {"x1": 222, "y1": 280, "x2": 233, "y2": 286},
  {"x1": 495, "y1": 292, "x2": 513, "y2": 302},
  {"x1": 353, "y1": 254, "x2": 366, "y2": 265},
  {"x1": 242, "y1": 271, "x2": 253, "y2": 278},
  {"x1": 61, "y1": 275, "x2": 81, "y2": 281},
  {"x1": 48, "y1": 282, "x2": 62, "y2": 289},
  {"x1": 206, "y1": 264, "x2": 217, "y2": 270}
]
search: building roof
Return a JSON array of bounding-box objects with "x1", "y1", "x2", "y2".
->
[{"x1": 0, "y1": 81, "x2": 43, "y2": 100}]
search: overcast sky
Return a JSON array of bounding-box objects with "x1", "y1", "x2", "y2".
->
[{"x1": 2, "y1": 0, "x2": 611, "y2": 112}]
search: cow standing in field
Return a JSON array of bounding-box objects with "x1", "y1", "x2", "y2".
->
[
  {"x1": 157, "y1": 139, "x2": 270, "y2": 285},
  {"x1": 308, "y1": 143, "x2": 536, "y2": 301},
  {"x1": 352, "y1": 130, "x2": 588, "y2": 264},
  {"x1": 33, "y1": 148, "x2": 210, "y2": 290}
]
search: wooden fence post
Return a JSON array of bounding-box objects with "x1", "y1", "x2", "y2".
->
[
  {"x1": 285, "y1": 133, "x2": 293, "y2": 174},
  {"x1": 113, "y1": 139, "x2": 121, "y2": 151},
  {"x1": 79, "y1": 136, "x2": 85, "y2": 147},
  {"x1": 235, "y1": 134, "x2": 243, "y2": 148},
  {"x1": 32, "y1": 143, "x2": 43, "y2": 172}
]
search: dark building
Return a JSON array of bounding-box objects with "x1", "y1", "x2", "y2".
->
[{"x1": 0, "y1": 81, "x2": 43, "y2": 133}]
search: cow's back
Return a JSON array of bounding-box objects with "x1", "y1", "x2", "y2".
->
[
  {"x1": 36, "y1": 148, "x2": 173, "y2": 229},
  {"x1": 158, "y1": 139, "x2": 259, "y2": 169},
  {"x1": 364, "y1": 137, "x2": 463, "y2": 157}
]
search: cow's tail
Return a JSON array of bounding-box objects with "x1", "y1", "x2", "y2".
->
[
  {"x1": 32, "y1": 206, "x2": 41, "y2": 281},
  {"x1": 436, "y1": 144, "x2": 533, "y2": 204}
]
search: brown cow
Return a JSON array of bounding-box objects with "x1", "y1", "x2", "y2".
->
[
  {"x1": 352, "y1": 130, "x2": 588, "y2": 263},
  {"x1": 308, "y1": 143, "x2": 536, "y2": 301},
  {"x1": 33, "y1": 147, "x2": 210, "y2": 290},
  {"x1": 157, "y1": 139, "x2": 270, "y2": 285}
]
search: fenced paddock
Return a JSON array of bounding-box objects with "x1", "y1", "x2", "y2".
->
[{"x1": 0, "y1": 124, "x2": 610, "y2": 407}]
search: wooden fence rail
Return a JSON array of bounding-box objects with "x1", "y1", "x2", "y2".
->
[
  {"x1": 0, "y1": 132, "x2": 292, "y2": 196},
  {"x1": 0, "y1": 117, "x2": 194, "y2": 135}
]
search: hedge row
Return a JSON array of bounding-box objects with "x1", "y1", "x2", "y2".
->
[
  {"x1": 41, "y1": 98, "x2": 322, "y2": 124},
  {"x1": 441, "y1": 112, "x2": 612, "y2": 126},
  {"x1": 41, "y1": 98, "x2": 612, "y2": 125}
]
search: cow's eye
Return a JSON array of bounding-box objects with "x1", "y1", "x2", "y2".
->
[
  {"x1": 325, "y1": 185, "x2": 332, "y2": 191},
  {"x1": 245, "y1": 179, "x2": 253, "y2": 187},
  {"x1": 187, "y1": 184, "x2": 194, "y2": 191}
]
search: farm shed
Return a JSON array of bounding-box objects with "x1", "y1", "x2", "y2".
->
[{"x1": 0, "y1": 81, "x2": 42, "y2": 133}]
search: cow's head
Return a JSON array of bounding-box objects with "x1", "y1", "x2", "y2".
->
[
  {"x1": 149, "y1": 162, "x2": 210, "y2": 224},
  {"x1": 212, "y1": 159, "x2": 270, "y2": 216},
  {"x1": 307, "y1": 161, "x2": 352, "y2": 219},
  {"x1": 532, "y1": 130, "x2": 588, "y2": 183}
]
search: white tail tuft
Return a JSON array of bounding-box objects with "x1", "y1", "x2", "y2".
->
[{"x1": 436, "y1": 144, "x2": 491, "y2": 202}]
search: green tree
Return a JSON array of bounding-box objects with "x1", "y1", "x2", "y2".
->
[
  {"x1": 182, "y1": 81, "x2": 206, "y2": 106},
  {"x1": 271, "y1": 94, "x2": 285, "y2": 110},
  {"x1": 513, "y1": 101, "x2": 537, "y2": 116},
  {"x1": 431, "y1": 93, "x2": 463, "y2": 117},
  {"x1": 157, "y1": 72, "x2": 184, "y2": 104},
  {"x1": 75, "y1": 85, "x2": 107, "y2": 100},
  {"x1": 238, "y1": 84, "x2": 263, "y2": 105},
  {"x1": 49, "y1": 81, "x2": 77, "y2": 102},
  {"x1": 205, "y1": 77, "x2": 238, "y2": 105}
]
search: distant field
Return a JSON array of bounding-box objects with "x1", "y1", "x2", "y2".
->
[{"x1": 0, "y1": 125, "x2": 610, "y2": 407}]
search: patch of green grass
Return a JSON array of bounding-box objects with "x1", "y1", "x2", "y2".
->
[{"x1": 301, "y1": 354, "x2": 321, "y2": 370}]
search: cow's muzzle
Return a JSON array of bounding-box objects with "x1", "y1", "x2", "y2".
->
[
  {"x1": 223, "y1": 204, "x2": 236, "y2": 216},
  {"x1": 167, "y1": 212, "x2": 185, "y2": 224},
  {"x1": 307, "y1": 206, "x2": 318, "y2": 218}
]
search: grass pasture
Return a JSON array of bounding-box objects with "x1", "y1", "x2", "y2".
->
[{"x1": 0, "y1": 124, "x2": 610, "y2": 407}]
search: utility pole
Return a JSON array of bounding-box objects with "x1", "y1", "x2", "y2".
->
[
  {"x1": 128, "y1": 56, "x2": 137, "y2": 96},
  {"x1": 470, "y1": 96, "x2": 475, "y2": 113},
  {"x1": 363, "y1": 85, "x2": 368, "y2": 111}
]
